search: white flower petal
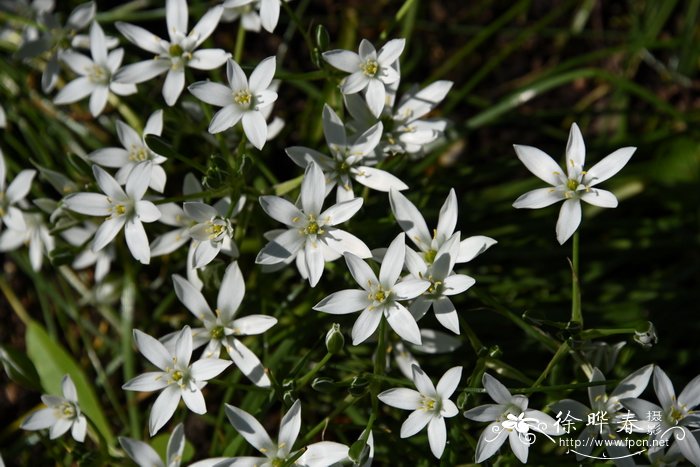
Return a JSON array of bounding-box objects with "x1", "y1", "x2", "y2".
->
[
  {"x1": 354, "y1": 166, "x2": 407, "y2": 192},
  {"x1": 442, "y1": 274, "x2": 475, "y2": 296},
  {"x1": 344, "y1": 253, "x2": 378, "y2": 290},
  {"x1": 463, "y1": 404, "x2": 505, "y2": 422},
  {"x1": 259, "y1": 196, "x2": 304, "y2": 227},
  {"x1": 509, "y1": 430, "x2": 529, "y2": 463},
  {"x1": 304, "y1": 240, "x2": 324, "y2": 287},
  {"x1": 191, "y1": 358, "x2": 231, "y2": 382},
  {"x1": 457, "y1": 235, "x2": 497, "y2": 263},
  {"x1": 136, "y1": 201, "x2": 161, "y2": 223},
  {"x1": 217, "y1": 262, "x2": 245, "y2": 321},
  {"x1": 301, "y1": 162, "x2": 325, "y2": 215},
  {"x1": 513, "y1": 144, "x2": 564, "y2": 186},
  {"x1": 191, "y1": 6, "x2": 223, "y2": 47},
  {"x1": 166, "y1": 0, "x2": 188, "y2": 39},
  {"x1": 173, "y1": 274, "x2": 215, "y2": 322},
  {"x1": 133, "y1": 329, "x2": 172, "y2": 369},
  {"x1": 380, "y1": 233, "x2": 406, "y2": 288},
  {"x1": 189, "y1": 49, "x2": 229, "y2": 70},
  {"x1": 653, "y1": 367, "x2": 676, "y2": 411},
  {"x1": 71, "y1": 416, "x2": 87, "y2": 442},
  {"x1": 114, "y1": 59, "x2": 170, "y2": 84},
  {"x1": 259, "y1": 0, "x2": 280, "y2": 32},
  {"x1": 249, "y1": 56, "x2": 276, "y2": 93},
  {"x1": 92, "y1": 216, "x2": 126, "y2": 252},
  {"x1": 320, "y1": 198, "x2": 362, "y2": 226},
  {"x1": 322, "y1": 229, "x2": 371, "y2": 259},
  {"x1": 119, "y1": 437, "x2": 163, "y2": 467},
  {"x1": 149, "y1": 385, "x2": 181, "y2": 435},
  {"x1": 224, "y1": 404, "x2": 276, "y2": 453},
  {"x1": 475, "y1": 421, "x2": 507, "y2": 463},
  {"x1": 314, "y1": 289, "x2": 369, "y2": 314},
  {"x1": 49, "y1": 418, "x2": 72, "y2": 439},
  {"x1": 322, "y1": 50, "x2": 361, "y2": 73},
  {"x1": 512, "y1": 187, "x2": 564, "y2": 209},
  {"x1": 225, "y1": 338, "x2": 270, "y2": 387},
  {"x1": 566, "y1": 123, "x2": 586, "y2": 171},
  {"x1": 125, "y1": 219, "x2": 151, "y2": 264},
  {"x1": 162, "y1": 69, "x2": 185, "y2": 106},
  {"x1": 433, "y1": 297, "x2": 460, "y2": 334},
  {"x1": 123, "y1": 372, "x2": 170, "y2": 392},
  {"x1": 378, "y1": 388, "x2": 421, "y2": 410},
  {"x1": 63, "y1": 193, "x2": 111, "y2": 216},
  {"x1": 482, "y1": 373, "x2": 512, "y2": 404},
  {"x1": 256, "y1": 228, "x2": 304, "y2": 264},
  {"x1": 412, "y1": 364, "x2": 436, "y2": 396},
  {"x1": 54, "y1": 77, "x2": 93, "y2": 104},
  {"x1": 209, "y1": 105, "x2": 244, "y2": 134},
  {"x1": 436, "y1": 366, "x2": 462, "y2": 399},
  {"x1": 21, "y1": 408, "x2": 56, "y2": 430},
  {"x1": 400, "y1": 410, "x2": 431, "y2": 438},
  {"x1": 226, "y1": 58, "x2": 248, "y2": 91},
  {"x1": 278, "y1": 400, "x2": 301, "y2": 458},
  {"x1": 584, "y1": 147, "x2": 636, "y2": 187},
  {"x1": 321, "y1": 104, "x2": 347, "y2": 147},
  {"x1": 389, "y1": 189, "x2": 431, "y2": 251},
  {"x1": 377, "y1": 39, "x2": 406, "y2": 66},
  {"x1": 427, "y1": 417, "x2": 447, "y2": 458},
  {"x1": 555, "y1": 199, "x2": 581, "y2": 244},
  {"x1": 351, "y1": 307, "x2": 382, "y2": 345},
  {"x1": 230, "y1": 315, "x2": 277, "y2": 335},
  {"x1": 365, "y1": 79, "x2": 386, "y2": 118},
  {"x1": 189, "y1": 81, "x2": 234, "y2": 107},
  {"x1": 341, "y1": 71, "x2": 369, "y2": 94},
  {"x1": 61, "y1": 375, "x2": 78, "y2": 402},
  {"x1": 116, "y1": 22, "x2": 165, "y2": 55},
  {"x1": 90, "y1": 148, "x2": 130, "y2": 168},
  {"x1": 580, "y1": 188, "x2": 618, "y2": 208}
]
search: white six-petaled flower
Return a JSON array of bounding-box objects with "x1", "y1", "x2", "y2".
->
[
  {"x1": 512, "y1": 122, "x2": 636, "y2": 244},
  {"x1": 257, "y1": 162, "x2": 371, "y2": 287},
  {"x1": 122, "y1": 326, "x2": 232, "y2": 436},
  {"x1": 54, "y1": 21, "x2": 136, "y2": 116},
  {"x1": 378, "y1": 365, "x2": 462, "y2": 458},
  {"x1": 119, "y1": 423, "x2": 185, "y2": 467},
  {"x1": 172, "y1": 261, "x2": 277, "y2": 387},
  {"x1": 21, "y1": 374, "x2": 87, "y2": 442},
  {"x1": 220, "y1": 400, "x2": 349, "y2": 467},
  {"x1": 63, "y1": 163, "x2": 161, "y2": 264},
  {"x1": 313, "y1": 233, "x2": 429, "y2": 345},
  {"x1": 89, "y1": 110, "x2": 168, "y2": 193},
  {"x1": 115, "y1": 0, "x2": 228, "y2": 106},
  {"x1": 323, "y1": 38, "x2": 405, "y2": 118},
  {"x1": 286, "y1": 104, "x2": 408, "y2": 203},
  {"x1": 222, "y1": 0, "x2": 283, "y2": 33},
  {"x1": 390, "y1": 188, "x2": 497, "y2": 266},
  {"x1": 0, "y1": 143, "x2": 37, "y2": 231},
  {"x1": 463, "y1": 373, "x2": 563, "y2": 464},
  {"x1": 189, "y1": 56, "x2": 278, "y2": 149},
  {"x1": 184, "y1": 196, "x2": 244, "y2": 269}
]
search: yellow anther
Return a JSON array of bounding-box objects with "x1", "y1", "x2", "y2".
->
[
  {"x1": 361, "y1": 59, "x2": 379, "y2": 77},
  {"x1": 234, "y1": 89, "x2": 252, "y2": 106}
]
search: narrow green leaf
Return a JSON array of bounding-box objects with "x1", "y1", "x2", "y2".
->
[
  {"x1": 0, "y1": 345, "x2": 42, "y2": 391},
  {"x1": 25, "y1": 320, "x2": 115, "y2": 447}
]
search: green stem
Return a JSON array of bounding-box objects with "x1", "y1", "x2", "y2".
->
[
  {"x1": 531, "y1": 341, "x2": 570, "y2": 388},
  {"x1": 234, "y1": 23, "x2": 246, "y2": 63},
  {"x1": 369, "y1": 317, "x2": 388, "y2": 426},
  {"x1": 121, "y1": 273, "x2": 140, "y2": 439},
  {"x1": 571, "y1": 231, "x2": 582, "y2": 326},
  {"x1": 297, "y1": 352, "x2": 332, "y2": 389}
]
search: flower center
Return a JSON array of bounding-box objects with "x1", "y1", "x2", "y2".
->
[
  {"x1": 60, "y1": 402, "x2": 76, "y2": 418},
  {"x1": 369, "y1": 286, "x2": 390, "y2": 306},
  {"x1": 88, "y1": 64, "x2": 109, "y2": 85},
  {"x1": 361, "y1": 59, "x2": 379, "y2": 77},
  {"x1": 566, "y1": 179, "x2": 579, "y2": 191},
  {"x1": 129, "y1": 145, "x2": 150, "y2": 162},
  {"x1": 205, "y1": 221, "x2": 226, "y2": 240},
  {"x1": 420, "y1": 395, "x2": 439, "y2": 413},
  {"x1": 234, "y1": 89, "x2": 253, "y2": 107},
  {"x1": 171, "y1": 370, "x2": 183, "y2": 382},
  {"x1": 113, "y1": 204, "x2": 127, "y2": 216},
  {"x1": 668, "y1": 405, "x2": 685, "y2": 424},
  {"x1": 423, "y1": 249, "x2": 437, "y2": 264},
  {"x1": 210, "y1": 325, "x2": 225, "y2": 340},
  {"x1": 169, "y1": 43, "x2": 184, "y2": 57}
]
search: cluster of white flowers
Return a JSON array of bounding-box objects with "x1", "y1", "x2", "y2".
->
[{"x1": 7, "y1": 1, "x2": 696, "y2": 466}]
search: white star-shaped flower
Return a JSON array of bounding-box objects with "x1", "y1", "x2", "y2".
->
[
  {"x1": 344, "y1": 79, "x2": 453, "y2": 156},
  {"x1": 189, "y1": 56, "x2": 278, "y2": 149},
  {"x1": 286, "y1": 104, "x2": 408, "y2": 203},
  {"x1": 512, "y1": 123, "x2": 636, "y2": 244},
  {"x1": 184, "y1": 196, "x2": 244, "y2": 269},
  {"x1": 122, "y1": 326, "x2": 232, "y2": 436},
  {"x1": 220, "y1": 400, "x2": 349, "y2": 467},
  {"x1": 222, "y1": 0, "x2": 284, "y2": 33},
  {"x1": 172, "y1": 261, "x2": 277, "y2": 387},
  {"x1": 256, "y1": 162, "x2": 371, "y2": 287},
  {"x1": 379, "y1": 365, "x2": 462, "y2": 458},
  {"x1": 463, "y1": 373, "x2": 563, "y2": 464},
  {"x1": 89, "y1": 110, "x2": 167, "y2": 192},
  {"x1": 323, "y1": 38, "x2": 405, "y2": 118},
  {"x1": 314, "y1": 233, "x2": 429, "y2": 345},
  {"x1": 54, "y1": 21, "x2": 137, "y2": 116},
  {"x1": 390, "y1": 188, "x2": 496, "y2": 265},
  {"x1": 0, "y1": 211, "x2": 55, "y2": 272},
  {"x1": 115, "y1": 0, "x2": 228, "y2": 106},
  {"x1": 405, "y1": 232, "x2": 475, "y2": 334},
  {"x1": 0, "y1": 149, "x2": 36, "y2": 231},
  {"x1": 62, "y1": 162, "x2": 161, "y2": 264},
  {"x1": 119, "y1": 423, "x2": 185, "y2": 467},
  {"x1": 21, "y1": 375, "x2": 87, "y2": 442}
]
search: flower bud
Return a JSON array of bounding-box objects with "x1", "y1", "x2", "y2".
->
[
  {"x1": 314, "y1": 25, "x2": 330, "y2": 51},
  {"x1": 348, "y1": 376, "x2": 369, "y2": 397},
  {"x1": 311, "y1": 377, "x2": 336, "y2": 393},
  {"x1": 325, "y1": 323, "x2": 344, "y2": 355}
]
